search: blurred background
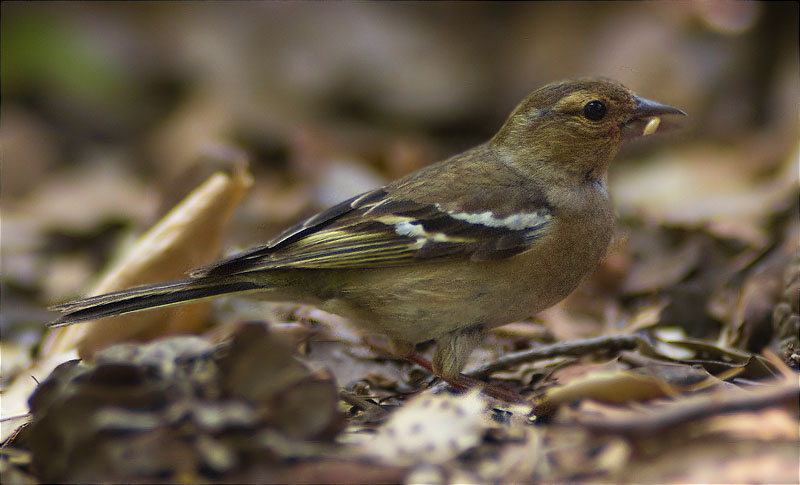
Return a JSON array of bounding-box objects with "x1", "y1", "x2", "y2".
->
[{"x1": 2, "y1": 2, "x2": 798, "y2": 357}]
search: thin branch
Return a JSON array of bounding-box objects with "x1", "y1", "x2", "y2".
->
[
  {"x1": 573, "y1": 381, "x2": 799, "y2": 438},
  {"x1": 466, "y1": 334, "x2": 643, "y2": 379}
]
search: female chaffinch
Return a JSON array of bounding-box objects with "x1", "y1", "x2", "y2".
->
[{"x1": 51, "y1": 78, "x2": 684, "y2": 386}]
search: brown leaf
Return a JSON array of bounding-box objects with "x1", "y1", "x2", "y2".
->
[
  {"x1": 360, "y1": 389, "x2": 488, "y2": 465},
  {"x1": 42, "y1": 162, "x2": 253, "y2": 360}
]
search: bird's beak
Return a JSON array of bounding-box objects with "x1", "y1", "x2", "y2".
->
[
  {"x1": 622, "y1": 95, "x2": 686, "y2": 139},
  {"x1": 631, "y1": 95, "x2": 687, "y2": 119}
]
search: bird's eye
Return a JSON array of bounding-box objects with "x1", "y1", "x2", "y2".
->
[{"x1": 583, "y1": 100, "x2": 606, "y2": 121}]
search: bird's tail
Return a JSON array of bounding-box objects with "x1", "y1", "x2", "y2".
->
[{"x1": 48, "y1": 276, "x2": 263, "y2": 328}]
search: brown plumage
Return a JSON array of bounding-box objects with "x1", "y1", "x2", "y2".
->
[{"x1": 50, "y1": 78, "x2": 684, "y2": 383}]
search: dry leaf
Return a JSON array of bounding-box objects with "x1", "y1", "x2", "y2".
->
[
  {"x1": 1, "y1": 164, "x2": 252, "y2": 443},
  {"x1": 42, "y1": 162, "x2": 253, "y2": 360},
  {"x1": 613, "y1": 141, "x2": 797, "y2": 246},
  {"x1": 360, "y1": 389, "x2": 488, "y2": 465},
  {"x1": 536, "y1": 364, "x2": 722, "y2": 415}
]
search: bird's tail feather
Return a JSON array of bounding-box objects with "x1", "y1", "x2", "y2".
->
[{"x1": 48, "y1": 277, "x2": 263, "y2": 328}]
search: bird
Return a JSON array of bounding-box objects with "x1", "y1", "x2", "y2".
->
[{"x1": 50, "y1": 78, "x2": 685, "y2": 388}]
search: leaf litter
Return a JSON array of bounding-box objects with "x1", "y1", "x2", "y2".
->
[{"x1": 2, "y1": 4, "x2": 799, "y2": 483}]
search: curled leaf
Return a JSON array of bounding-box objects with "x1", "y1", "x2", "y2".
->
[{"x1": 43, "y1": 161, "x2": 253, "y2": 360}]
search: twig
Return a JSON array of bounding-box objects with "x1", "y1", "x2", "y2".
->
[
  {"x1": 338, "y1": 390, "x2": 387, "y2": 416},
  {"x1": 574, "y1": 381, "x2": 799, "y2": 438},
  {"x1": 466, "y1": 334, "x2": 643, "y2": 379}
]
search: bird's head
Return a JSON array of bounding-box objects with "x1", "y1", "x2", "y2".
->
[{"x1": 491, "y1": 78, "x2": 685, "y2": 182}]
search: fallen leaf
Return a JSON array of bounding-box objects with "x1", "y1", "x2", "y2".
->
[
  {"x1": 360, "y1": 389, "x2": 488, "y2": 465},
  {"x1": 43, "y1": 161, "x2": 253, "y2": 360}
]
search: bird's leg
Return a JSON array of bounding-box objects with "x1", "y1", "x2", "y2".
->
[
  {"x1": 406, "y1": 351, "x2": 475, "y2": 390},
  {"x1": 433, "y1": 329, "x2": 523, "y2": 402},
  {"x1": 385, "y1": 340, "x2": 464, "y2": 386},
  {"x1": 432, "y1": 327, "x2": 486, "y2": 381},
  {"x1": 380, "y1": 335, "x2": 523, "y2": 402}
]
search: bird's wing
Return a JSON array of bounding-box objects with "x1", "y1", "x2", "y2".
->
[{"x1": 192, "y1": 187, "x2": 552, "y2": 277}]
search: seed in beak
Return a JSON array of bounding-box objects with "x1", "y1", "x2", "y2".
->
[{"x1": 642, "y1": 117, "x2": 661, "y2": 136}]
